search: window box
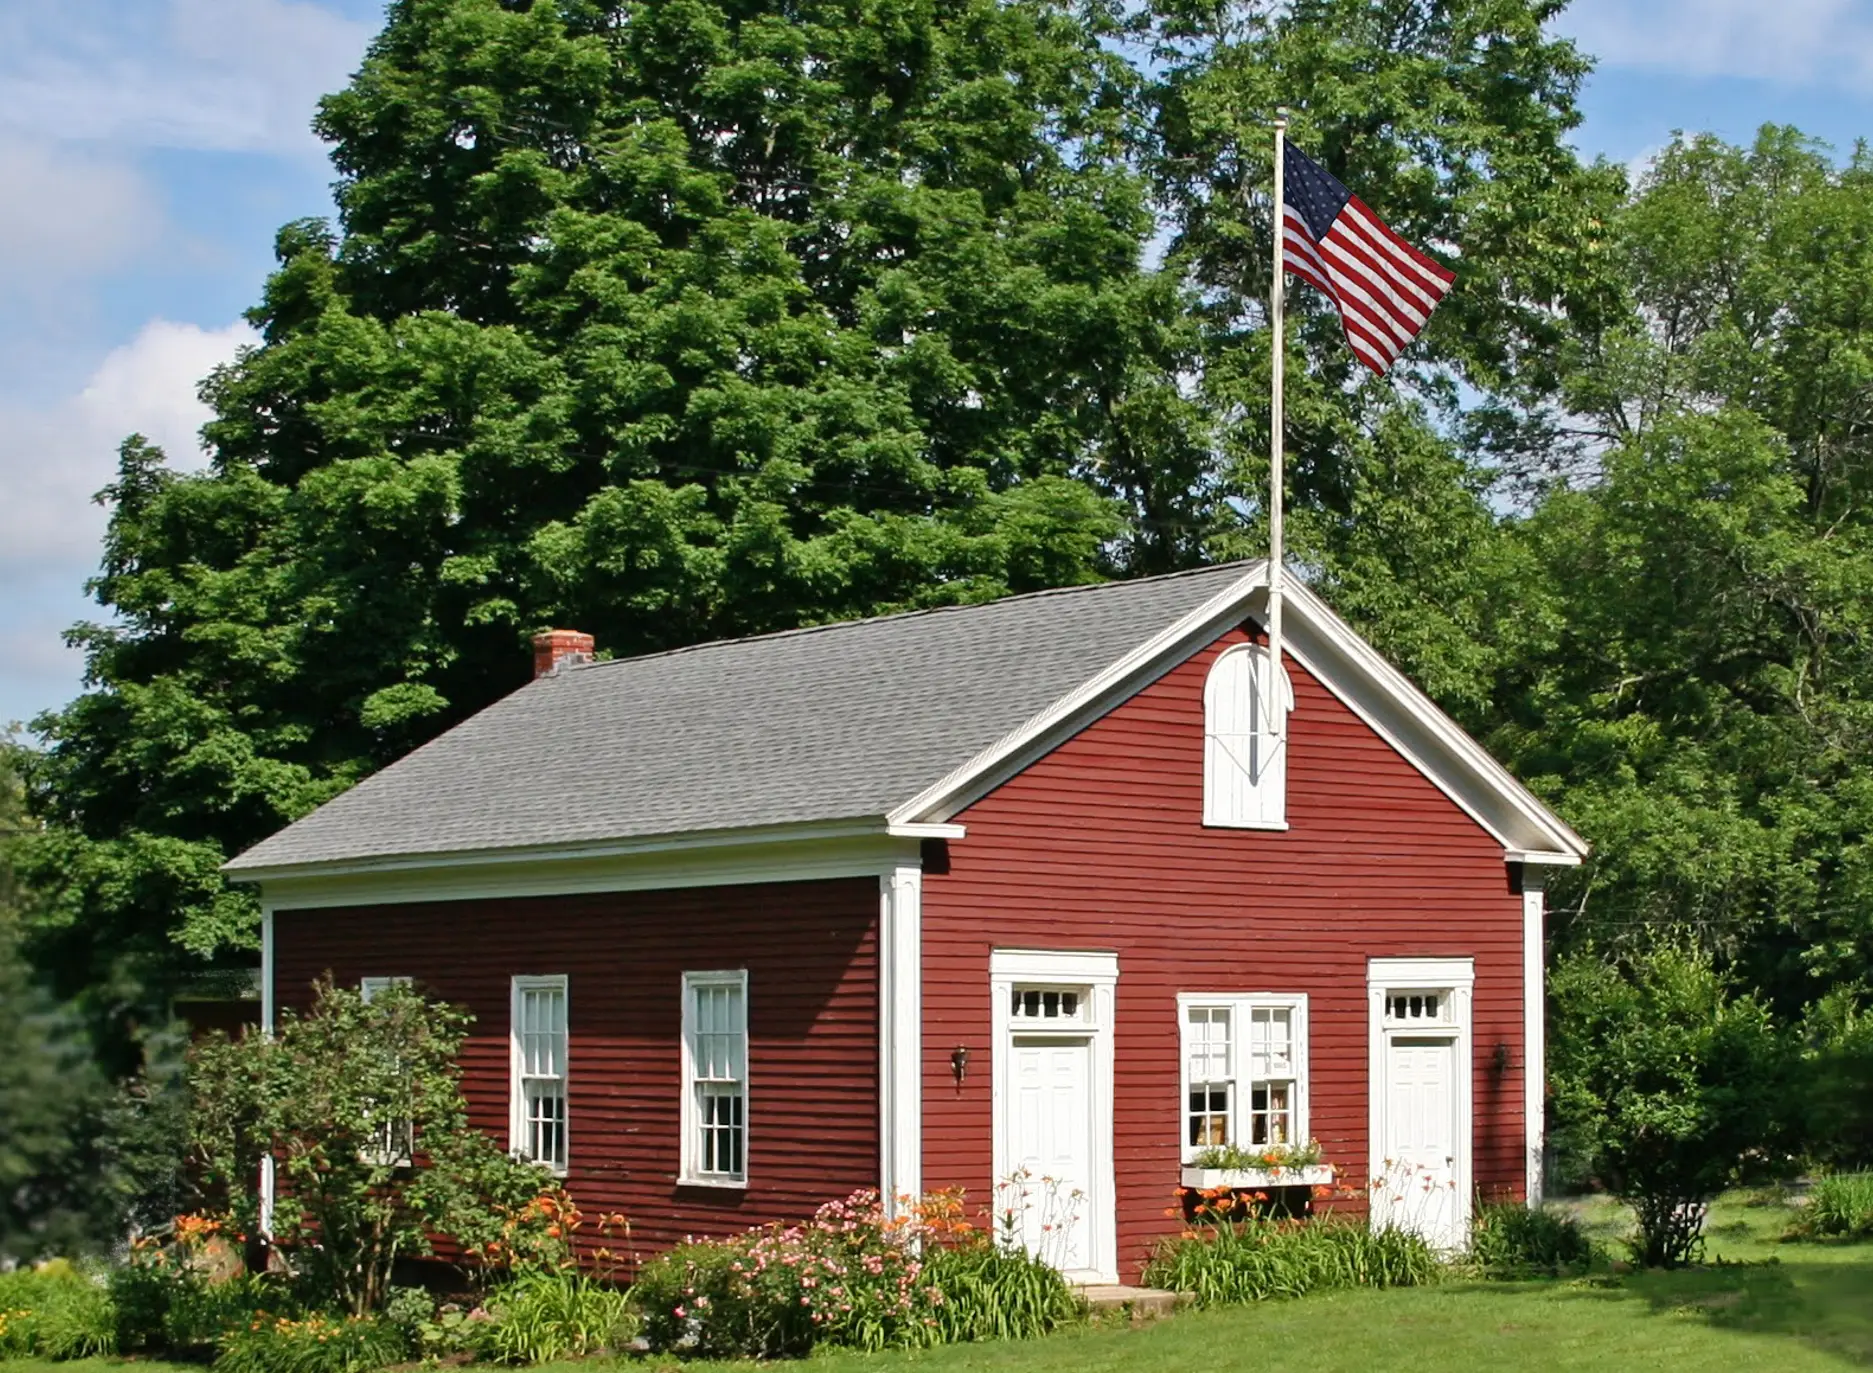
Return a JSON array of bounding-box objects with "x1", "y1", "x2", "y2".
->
[{"x1": 1180, "y1": 1164, "x2": 1334, "y2": 1190}]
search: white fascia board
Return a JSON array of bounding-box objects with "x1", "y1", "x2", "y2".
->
[
  {"x1": 257, "y1": 831, "x2": 927, "y2": 911},
  {"x1": 888, "y1": 561, "x2": 1586, "y2": 867},
  {"x1": 888, "y1": 563, "x2": 1270, "y2": 826},
  {"x1": 229, "y1": 816, "x2": 961, "y2": 887},
  {"x1": 1279, "y1": 580, "x2": 1589, "y2": 862}
]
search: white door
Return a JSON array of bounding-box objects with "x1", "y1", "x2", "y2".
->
[
  {"x1": 1003, "y1": 1036, "x2": 1095, "y2": 1276},
  {"x1": 1377, "y1": 1036, "x2": 1461, "y2": 1248}
]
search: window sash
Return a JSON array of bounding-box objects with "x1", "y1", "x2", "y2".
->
[
  {"x1": 683, "y1": 972, "x2": 748, "y2": 1183},
  {"x1": 1179, "y1": 995, "x2": 1307, "y2": 1161},
  {"x1": 510, "y1": 977, "x2": 569, "y2": 1172}
]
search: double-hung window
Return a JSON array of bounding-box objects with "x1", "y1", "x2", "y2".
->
[
  {"x1": 1178, "y1": 994, "x2": 1309, "y2": 1159},
  {"x1": 359, "y1": 976, "x2": 414, "y2": 1166},
  {"x1": 681, "y1": 971, "x2": 748, "y2": 1185},
  {"x1": 510, "y1": 975, "x2": 569, "y2": 1173}
]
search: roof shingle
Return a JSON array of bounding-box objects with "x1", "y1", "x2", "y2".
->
[{"x1": 226, "y1": 563, "x2": 1257, "y2": 873}]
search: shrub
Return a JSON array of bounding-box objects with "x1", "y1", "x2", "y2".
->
[
  {"x1": 635, "y1": 1189, "x2": 1056, "y2": 1358},
  {"x1": 1550, "y1": 944, "x2": 1792, "y2": 1268},
  {"x1": 1142, "y1": 1207, "x2": 1441, "y2": 1306},
  {"x1": 1787, "y1": 1173, "x2": 1873, "y2": 1241},
  {"x1": 110, "y1": 1219, "x2": 285, "y2": 1356},
  {"x1": 213, "y1": 1313, "x2": 406, "y2": 1373},
  {"x1": 1468, "y1": 1203, "x2": 1595, "y2": 1277},
  {"x1": 189, "y1": 979, "x2": 559, "y2": 1315},
  {"x1": 482, "y1": 1270, "x2": 633, "y2": 1364},
  {"x1": 0, "y1": 1262, "x2": 118, "y2": 1359},
  {"x1": 384, "y1": 1287, "x2": 498, "y2": 1362}
]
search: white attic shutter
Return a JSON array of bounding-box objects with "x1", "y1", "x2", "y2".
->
[{"x1": 1204, "y1": 644, "x2": 1294, "y2": 828}]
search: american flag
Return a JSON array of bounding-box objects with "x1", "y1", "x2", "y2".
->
[{"x1": 1281, "y1": 142, "x2": 1455, "y2": 375}]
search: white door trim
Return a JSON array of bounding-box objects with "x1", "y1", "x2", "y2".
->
[
  {"x1": 1367, "y1": 956, "x2": 1474, "y2": 1248},
  {"x1": 990, "y1": 948, "x2": 1118, "y2": 1284}
]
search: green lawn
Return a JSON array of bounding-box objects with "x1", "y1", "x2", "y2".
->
[{"x1": 12, "y1": 1196, "x2": 1871, "y2": 1373}]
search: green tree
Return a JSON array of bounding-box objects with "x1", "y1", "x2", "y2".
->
[
  {"x1": 23, "y1": 0, "x2": 1172, "y2": 1004},
  {"x1": 190, "y1": 979, "x2": 553, "y2": 1315},
  {"x1": 1549, "y1": 945, "x2": 1789, "y2": 1267},
  {"x1": 1486, "y1": 130, "x2": 1873, "y2": 1025}
]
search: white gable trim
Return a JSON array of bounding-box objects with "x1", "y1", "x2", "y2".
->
[{"x1": 891, "y1": 565, "x2": 1585, "y2": 866}]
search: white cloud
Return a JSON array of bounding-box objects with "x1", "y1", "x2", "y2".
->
[
  {"x1": 0, "y1": 319, "x2": 255, "y2": 578},
  {"x1": 1562, "y1": 0, "x2": 1873, "y2": 88},
  {"x1": 0, "y1": 134, "x2": 156, "y2": 299},
  {"x1": 0, "y1": 0, "x2": 375, "y2": 157}
]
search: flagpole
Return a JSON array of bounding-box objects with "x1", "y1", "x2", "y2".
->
[{"x1": 1268, "y1": 113, "x2": 1287, "y2": 720}]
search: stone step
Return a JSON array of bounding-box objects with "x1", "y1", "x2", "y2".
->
[{"x1": 1077, "y1": 1284, "x2": 1182, "y2": 1318}]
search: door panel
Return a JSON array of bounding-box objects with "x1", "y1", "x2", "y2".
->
[
  {"x1": 1376, "y1": 1035, "x2": 1459, "y2": 1248},
  {"x1": 1004, "y1": 1036, "x2": 1093, "y2": 1275}
]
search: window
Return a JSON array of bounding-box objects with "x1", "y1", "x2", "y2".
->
[
  {"x1": 359, "y1": 977, "x2": 413, "y2": 1165},
  {"x1": 682, "y1": 971, "x2": 748, "y2": 1184},
  {"x1": 1203, "y1": 644, "x2": 1294, "y2": 828},
  {"x1": 510, "y1": 976, "x2": 569, "y2": 1173},
  {"x1": 1178, "y1": 995, "x2": 1308, "y2": 1160}
]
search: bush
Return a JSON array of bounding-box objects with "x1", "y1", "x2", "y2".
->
[
  {"x1": 0, "y1": 1262, "x2": 118, "y2": 1359},
  {"x1": 1142, "y1": 1210, "x2": 1441, "y2": 1306},
  {"x1": 634, "y1": 1189, "x2": 1066, "y2": 1358},
  {"x1": 213, "y1": 1313, "x2": 406, "y2": 1373},
  {"x1": 1787, "y1": 1173, "x2": 1873, "y2": 1241},
  {"x1": 1550, "y1": 944, "x2": 1791, "y2": 1268},
  {"x1": 482, "y1": 1271, "x2": 633, "y2": 1364},
  {"x1": 189, "y1": 979, "x2": 559, "y2": 1316},
  {"x1": 110, "y1": 1219, "x2": 284, "y2": 1356},
  {"x1": 1468, "y1": 1203, "x2": 1595, "y2": 1277}
]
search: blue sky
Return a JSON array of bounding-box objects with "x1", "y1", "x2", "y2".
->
[{"x1": 3, "y1": 0, "x2": 1872, "y2": 732}]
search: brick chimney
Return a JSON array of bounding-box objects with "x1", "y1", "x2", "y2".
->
[{"x1": 533, "y1": 629, "x2": 595, "y2": 679}]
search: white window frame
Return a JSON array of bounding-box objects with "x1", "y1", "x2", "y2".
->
[
  {"x1": 1203, "y1": 643, "x2": 1294, "y2": 829},
  {"x1": 1176, "y1": 993, "x2": 1310, "y2": 1163},
  {"x1": 680, "y1": 969, "x2": 749, "y2": 1188},
  {"x1": 509, "y1": 974, "x2": 570, "y2": 1176},
  {"x1": 359, "y1": 977, "x2": 414, "y2": 1166}
]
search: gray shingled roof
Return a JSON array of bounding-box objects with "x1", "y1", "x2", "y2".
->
[{"x1": 226, "y1": 563, "x2": 1258, "y2": 873}]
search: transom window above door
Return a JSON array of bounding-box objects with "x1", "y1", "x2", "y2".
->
[
  {"x1": 1009, "y1": 985, "x2": 1090, "y2": 1026},
  {"x1": 1384, "y1": 991, "x2": 1453, "y2": 1027},
  {"x1": 1178, "y1": 994, "x2": 1309, "y2": 1159}
]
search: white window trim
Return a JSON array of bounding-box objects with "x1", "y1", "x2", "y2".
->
[
  {"x1": 680, "y1": 969, "x2": 750, "y2": 1188},
  {"x1": 989, "y1": 948, "x2": 1119, "y2": 1286},
  {"x1": 1176, "y1": 992, "x2": 1310, "y2": 1163},
  {"x1": 359, "y1": 976, "x2": 415, "y2": 1167},
  {"x1": 1367, "y1": 956, "x2": 1475, "y2": 1247},
  {"x1": 509, "y1": 974, "x2": 570, "y2": 1177},
  {"x1": 1203, "y1": 642, "x2": 1295, "y2": 830}
]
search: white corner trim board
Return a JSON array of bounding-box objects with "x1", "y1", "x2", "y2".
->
[
  {"x1": 878, "y1": 867, "x2": 923, "y2": 1215},
  {"x1": 1522, "y1": 870, "x2": 1547, "y2": 1206}
]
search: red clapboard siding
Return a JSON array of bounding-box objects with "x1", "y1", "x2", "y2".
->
[
  {"x1": 272, "y1": 878, "x2": 879, "y2": 1271},
  {"x1": 922, "y1": 625, "x2": 1528, "y2": 1282}
]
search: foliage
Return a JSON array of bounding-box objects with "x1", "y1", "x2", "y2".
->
[
  {"x1": 1141, "y1": 1201, "x2": 1442, "y2": 1307},
  {"x1": 633, "y1": 1189, "x2": 939, "y2": 1357},
  {"x1": 1786, "y1": 1174, "x2": 1873, "y2": 1242},
  {"x1": 1802, "y1": 994, "x2": 1873, "y2": 1170},
  {"x1": 1191, "y1": 1140, "x2": 1322, "y2": 1171},
  {"x1": 212, "y1": 1313, "x2": 406, "y2": 1373},
  {"x1": 110, "y1": 1219, "x2": 282, "y2": 1357},
  {"x1": 187, "y1": 978, "x2": 557, "y2": 1315},
  {"x1": 0, "y1": 1262, "x2": 118, "y2": 1360},
  {"x1": 480, "y1": 1271, "x2": 634, "y2": 1364},
  {"x1": 918, "y1": 1242, "x2": 1081, "y2": 1343},
  {"x1": 1467, "y1": 1203, "x2": 1595, "y2": 1279},
  {"x1": 1549, "y1": 945, "x2": 1791, "y2": 1267}
]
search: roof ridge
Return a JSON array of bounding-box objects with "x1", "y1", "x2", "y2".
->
[{"x1": 570, "y1": 560, "x2": 1263, "y2": 674}]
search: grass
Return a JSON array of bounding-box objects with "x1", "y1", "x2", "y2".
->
[{"x1": 8, "y1": 1195, "x2": 1869, "y2": 1373}]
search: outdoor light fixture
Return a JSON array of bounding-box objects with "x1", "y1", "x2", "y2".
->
[
  {"x1": 1492, "y1": 1041, "x2": 1513, "y2": 1076},
  {"x1": 950, "y1": 1044, "x2": 970, "y2": 1083}
]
